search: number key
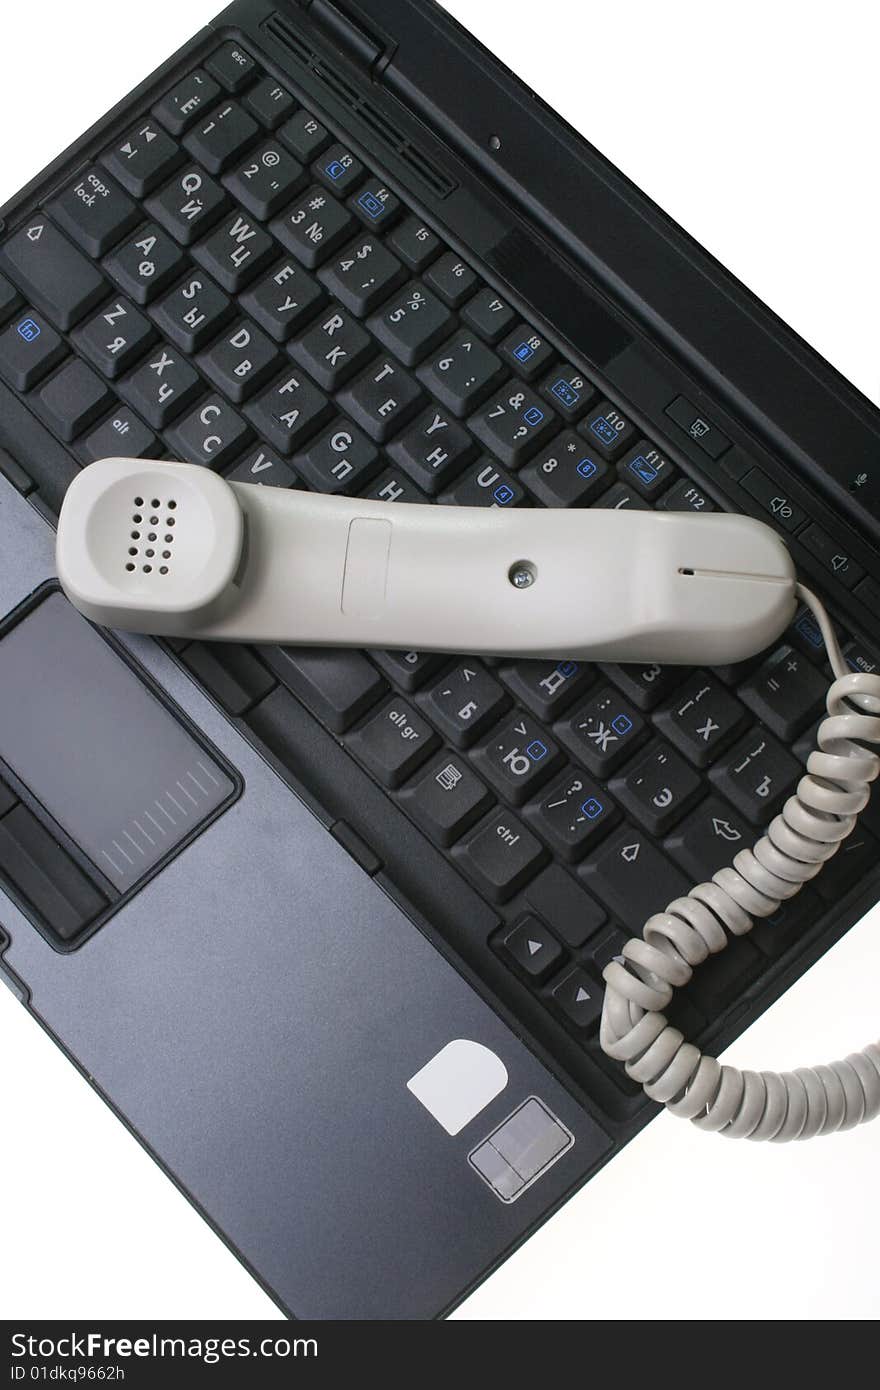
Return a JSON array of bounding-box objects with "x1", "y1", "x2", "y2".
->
[
  {"x1": 417, "y1": 331, "x2": 506, "y2": 416},
  {"x1": 225, "y1": 141, "x2": 306, "y2": 220},
  {"x1": 521, "y1": 433, "x2": 609, "y2": 506},
  {"x1": 470, "y1": 382, "x2": 558, "y2": 467},
  {"x1": 368, "y1": 281, "x2": 455, "y2": 366},
  {"x1": 318, "y1": 236, "x2": 406, "y2": 317}
]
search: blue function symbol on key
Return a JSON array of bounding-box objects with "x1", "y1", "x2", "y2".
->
[
  {"x1": 611, "y1": 714, "x2": 633, "y2": 736},
  {"x1": 17, "y1": 317, "x2": 41, "y2": 343},
  {"x1": 629, "y1": 454, "x2": 657, "y2": 485},
  {"x1": 493, "y1": 483, "x2": 515, "y2": 505},
  {"x1": 590, "y1": 415, "x2": 618, "y2": 446},
  {"x1": 523, "y1": 406, "x2": 544, "y2": 427},
  {"x1": 576, "y1": 457, "x2": 597, "y2": 479},
  {"x1": 514, "y1": 341, "x2": 535, "y2": 362},
  {"x1": 325, "y1": 159, "x2": 347, "y2": 181},
  {"x1": 551, "y1": 378, "x2": 580, "y2": 409},
  {"x1": 581, "y1": 797, "x2": 604, "y2": 820},
  {"x1": 357, "y1": 189, "x2": 384, "y2": 219},
  {"x1": 526, "y1": 740, "x2": 548, "y2": 762},
  {"x1": 558, "y1": 661, "x2": 578, "y2": 679}
]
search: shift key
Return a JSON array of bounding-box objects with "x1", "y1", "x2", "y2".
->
[{"x1": 0, "y1": 216, "x2": 106, "y2": 330}]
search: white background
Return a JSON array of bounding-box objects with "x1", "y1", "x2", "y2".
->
[{"x1": 1, "y1": 0, "x2": 878, "y2": 1321}]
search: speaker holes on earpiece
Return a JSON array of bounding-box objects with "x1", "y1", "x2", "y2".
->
[
  {"x1": 159, "y1": 566, "x2": 169, "y2": 575},
  {"x1": 133, "y1": 514, "x2": 142, "y2": 524},
  {"x1": 143, "y1": 565, "x2": 152, "y2": 574},
  {"x1": 125, "y1": 563, "x2": 135, "y2": 572},
  {"x1": 128, "y1": 547, "x2": 137, "y2": 557},
  {"x1": 168, "y1": 499, "x2": 177, "y2": 510},
  {"x1": 134, "y1": 497, "x2": 143, "y2": 507},
  {"x1": 166, "y1": 517, "x2": 175, "y2": 527},
  {"x1": 164, "y1": 534, "x2": 173, "y2": 544},
  {"x1": 162, "y1": 550, "x2": 171, "y2": 560}
]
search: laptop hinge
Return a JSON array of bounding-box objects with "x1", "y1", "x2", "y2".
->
[{"x1": 291, "y1": 0, "x2": 396, "y2": 75}]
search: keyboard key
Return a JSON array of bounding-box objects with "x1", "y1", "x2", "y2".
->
[
  {"x1": 462, "y1": 287, "x2": 516, "y2": 344},
  {"x1": 658, "y1": 477, "x2": 716, "y2": 512},
  {"x1": 0, "y1": 217, "x2": 106, "y2": 330},
  {"x1": 103, "y1": 121, "x2": 181, "y2": 197},
  {"x1": 278, "y1": 109, "x2": 332, "y2": 163},
  {"x1": 842, "y1": 638, "x2": 880, "y2": 676},
  {"x1": 120, "y1": 343, "x2": 202, "y2": 427},
  {"x1": 206, "y1": 43, "x2": 258, "y2": 93},
  {"x1": 524, "y1": 866, "x2": 606, "y2": 948},
  {"x1": 740, "y1": 645, "x2": 828, "y2": 740},
  {"x1": 425, "y1": 663, "x2": 508, "y2": 747},
  {"x1": 586, "y1": 925, "x2": 629, "y2": 975},
  {"x1": 260, "y1": 646, "x2": 385, "y2": 733},
  {"x1": 337, "y1": 356, "x2": 425, "y2": 442},
  {"x1": 655, "y1": 674, "x2": 748, "y2": 767},
  {"x1": 296, "y1": 419, "x2": 379, "y2": 493},
  {"x1": 180, "y1": 642, "x2": 274, "y2": 715},
  {"x1": 710, "y1": 727, "x2": 802, "y2": 825},
  {"x1": 369, "y1": 281, "x2": 456, "y2": 366},
  {"x1": 166, "y1": 394, "x2": 251, "y2": 469},
  {"x1": 559, "y1": 687, "x2": 646, "y2": 778},
  {"x1": 539, "y1": 366, "x2": 595, "y2": 423},
  {"x1": 0, "y1": 778, "x2": 16, "y2": 817},
  {"x1": 225, "y1": 141, "x2": 307, "y2": 220},
  {"x1": 75, "y1": 298, "x2": 155, "y2": 378},
  {"x1": 579, "y1": 399, "x2": 636, "y2": 460},
  {"x1": 245, "y1": 77, "x2": 295, "y2": 129},
  {"x1": 521, "y1": 435, "x2": 609, "y2": 506},
  {"x1": 470, "y1": 382, "x2": 558, "y2": 467},
  {"x1": 0, "y1": 804, "x2": 106, "y2": 942},
  {"x1": 245, "y1": 370, "x2": 331, "y2": 453},
  {"x1": 666, "y1": 796, "x2": 753, "y2": 882},
  {"x1": 37, "y1": 360, "x2": 112, "y2": 441},
  {"x1": 0, "y1": 312, "x2": 66, "y2": 390},
  {"x1": 49, "y1": 168, "x2": 140, "y2": 258},
  {"x1": 0, "y1": 273, "x2": 22, "y2": 320},
  {"x1": 815, "y1": 825, "x2": 879, "y2": 902},
  {"x1": 597, "y1": 481, "x2": 650, "y2": 511},
  {"x1": 225, "y1": 447, "x2": 299, "y2": 488},
  {"x1": 602, "y1": 661, "x2": 684, "y2": 712},
  {"x1": 664, "y1": 395, "x2": 731, "y2": 458},
  {"x1": 500, "y1": 324, "x2": 555, "y2": 382},
  {"x1": 291, "y1": 306, "x2": 373, "y2": 390},
  {"x1": 348, "y1": 699, "x2": 439, "y2": 788},
  {"x1": 751, "y1": 891, "x2": 819, "y2": 959},
  {"x1": 501, "y1": 916, "x2": 563, "y2": 981},
  {"x1": 740, "y1": 468, "x2": 806, "y2": 533},
  {"x1": 500, "y1": 658, "x2": 592, "y2": 721},
  {"x1": 314, "y1": 143, "x2": 364, "y2": 196},
  {"x1": 241, "y1": 260, "x2": 325, "y2": 339},
  {"x1": 153, "y1": 69, "x2": 222, "y2": 135},
  {"x1": 442, "y1": 457, "x2": 524, "y2": 508},
  {"x1": 146, "y1": 165, "x2": 229, "y2": 245},
  {"x1": 388, "y1": 406, "x2": 474, "y2": 493},
  {"x1": 611, "y1": 740, "x2": 703, "y2": 836},
  {"x1": 418, "y1": 332, "x2": 506, "y2": 416},
  {"x1": 424, "y1": 252, "x2": 479, "y2": 308},
  {"x1": 194, "y1": 209, "x2": 275, "y2": 291},
  {"x1": 529, "y1": 768, "x2": 619, "y2": 863},
  {"x1": 271, "y1": 187, "x2": 356, "y2": 269},
  {"x1": 799, "y1": 523, "x2": 864, "y2": 590},
  {"x1": 368, "y1": 649, "x2": 446, "y2": 693},
  {"x1": 387, "y1": 216, "x2": 442, "y2": 273},
  {"x1": 400, "y1": 753, "x2": 491, "y2": 847},
  {"x1": 151, "y1": 273, "x2": 233, "y2": 352},
  {"x1": 80, "y1": 408, "x2": 158, "y2": 463},
  {"x1": 365, "y1": 469, "x2": 430, "y2": 507},
  {"x1": 318, "y1": 236, "x2": 406, "y2": 317},
  {"x1": 552, "y1": 968, "x2": 603, "y2": 1030},
  {"x1": 474, "y1": 714, "x2": 562, "y2": 805},
  {"x1": 350, "y1": 181, "x2": 402, "y2": 231},
  {"x1": 618, "y1": 443, "x2": 677, "y2": 499},
  {"x1": 581, "y1": 825, "x2": 689, "y2": 933},
  {"x1": 199, "y1": 319, "x2": 281, "y2": 402},
  {"x1": 184, "y1": 101, "x2": 260, "y2": 174},
  {"x1": 458, "y1": 811, "x2": 546, "y2": 902},
  {"x1": 105, "y1": 223, "x2": 186, "y2": 304}
]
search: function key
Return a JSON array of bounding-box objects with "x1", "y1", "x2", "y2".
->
[
  {"x1": 610, "y1": 740, "x2": 703, "y2": 836},
  {"x1": 347, "y1": 699, "x2": 439, "y2": 788},
  {"x1": 153, "y1": 69, "x2": 222, "y2": 135},
  {"x1": 739, "y1": 645, "x2": 827, "y2": 740},
  {"x1": 499, "y1": 658, "x2": 591, "y2": 721},
  {"x1": 103, "y1": 121, "x2": 181, "y2": 197},
  {"x1": 245, "y1": 77, "x2": 295, "y2": 129},
  {"x1": 206, "y1": 42, "x2": 259, "y2": 93},
  {"x1": 424, "y1": 663, "x2": 508, "y2": 746},
  {"x1": 458, "y1": 812, "x2": 546, "y2": 903},
  {"x1": 104, "y1": 224, "x2": 186, "y2": 304},
  {"x1": 387, "y1": 216, "x2": 442, "y2": 273},
  {"x1": 470, "y1": 382, "x2": 558, "y2": 467},
  {"x1": 655, "y1": 674, "x2": 747, "y2": 768},
  {"x1": 473, "y1": 714, "x2": 562, "y2": 805},
  {"x1": 0, "y1": 312, "x2": 66, "y2": 391},
  {"x1": 552, "y1": 968, "x2": 603, "y2": 1031},
  {"x1": 799, "y1": 523, "x2": 865, "y2": 590},
  {"x1": 271, "y1": 187, "x2": 356, "y2": 269},
  {"x1": 79, "y1": 407, "x2": 157, "y2": 463},
  {"x1": 314, "y1": 143, "x2": 364, "y2": 196},
  {"x1": 37, "y1": 360, "x2": 112, "y2": 442},
  {"x1": 225, "y1": 140, "x2": 307, "y2": 220},
  {"x1": 278, "y1": 108, "x2": 332, "y2": 163},
  {"x1": 241, "y1": 260, "x2": 325, "y2": 340},
  {"x1": 151, "y1": 274, "x2": 234, "y2": 353},
  {"x1": 193, "y1": 210, "x2": 275, "y2": 291},
  {"x1": 368, "y1": 281, "x2": 455, "y2": 366},
  {"x1": 500, "y1": 324, "x2": 555, "y2": 382},
  {"x1": 49, "y1": 168, "x2": 140, "y2": 258},
  {"x1": 521, "y1": 434, "x2": 609, "y2": 507},
  {"x1": 501, "y1": 916, "x2": 563, "y2": 981},
  {"x1": 319, "y1": 235, "x2": 406, "y2": 317},
  {"x1": 424, "y1": 251, "x2": 479, "y2": 308},
  {"x1": 461, "y1": 287, "x2": 515, "y2": 344},
  {"x1": 350, "y1": 181, "x2": 402, "y2": 230},
  {"x1": 618, "y1": 442, "x2": 677, "y2": 500},
  {"x1": 146, "y1": 165, "x2": 229, "y2": 245},
  {"x1": 710, "y1": 727, "x2": 802, "y2": 825},
  {"x1": 400, "y1": 754, "x2": 491, "y2": 848},
  {"x1": 657, "y1": 477, "x2": 716, "y2": 512},
  {"x1": 529, "y1": 767, "x2": 618, "y2": 863},
  {"x1": 740, "y1": 468, "x2": 806, "y2": 533},
  {"x1": 559, "y1": 687, "x2": 645, "y2": 778},
  {"x1": 0, "y1": 273, "x2": 22, "y2": 321},
  {"x1": 417, "y1": 331, "x2": 506, "y2": 416},
  {"x1": 75, "y1": 298, "x2": 155, "y2": 377},
  {"x1": 539, "y1": 365, "x2": 595, "y2": 423},
  {"x1": 579, "y1": 399, "x2": 637, "y2": 460},
  {"x1": 166, "y1": 393, "x2": 251, "y2": 470},
  {"x1": 0, "y1": 218, "x2": 106, "y2": 331},
  {"x1": 183, "y1": 101, "x2": 260, "y2": 175},
  {"x1": 442, "y1": 456, "x2": 524, "y2": 508}
]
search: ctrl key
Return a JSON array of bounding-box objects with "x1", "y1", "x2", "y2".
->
[
  {"x1": 0, "y1": 806, "x2": 107, "y2": 942},
  {"x1": 457, "y1": 811, "x2": 546, "y2": 902}
]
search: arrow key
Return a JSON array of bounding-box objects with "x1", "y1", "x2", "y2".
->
[
  {"x1": 500, "y1": 915, "x2": 563, "y2": 981},
  {"x1": 552, "y1": 967, "x2": 603, "y2": 1031}
]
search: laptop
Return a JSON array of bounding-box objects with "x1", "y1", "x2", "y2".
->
[{"x1": 1, "y1": 0, "x2": 879, "y2": 1320}]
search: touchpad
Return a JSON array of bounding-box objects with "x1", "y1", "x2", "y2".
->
[{"x1": 0, "y1": 590, "x2": 238, "y2": 945}]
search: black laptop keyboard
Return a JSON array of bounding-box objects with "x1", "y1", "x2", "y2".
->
[{"x1": 2, "y1": 39, "x2": 878, "y2": 1116}]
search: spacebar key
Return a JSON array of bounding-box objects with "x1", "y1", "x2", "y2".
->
[
  {"x1": 0, "y1": 216, "x2": 106, "y2": 330},
  {"x1": 259, "y1": 646, "x2": 387, "y2": 733}
]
